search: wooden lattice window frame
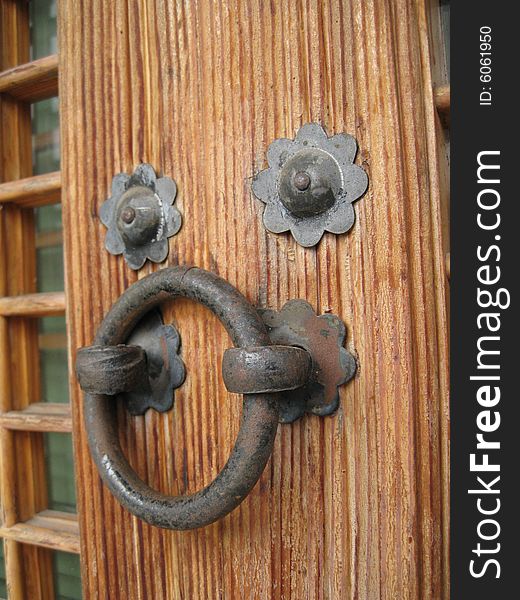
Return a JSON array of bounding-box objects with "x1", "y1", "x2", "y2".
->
[{"x1": 0, "y1": 2, "x2": 79, "y2": 598}]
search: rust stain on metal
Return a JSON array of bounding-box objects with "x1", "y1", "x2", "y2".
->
[{"x1": 260, "y1": 300, "x2": 356, "y2": 422}]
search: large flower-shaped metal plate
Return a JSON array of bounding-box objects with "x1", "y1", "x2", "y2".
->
[{"x1": 252, "y1": 123, "x2": 368, "y2": 247}]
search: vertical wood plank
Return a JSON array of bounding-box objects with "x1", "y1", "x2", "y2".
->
[
  {"x1": 421, "y1": 2, "x2": 450, "y2": 597},
  {"x1": 59, "y1": 1, "x2": 449, "y2": 598}
]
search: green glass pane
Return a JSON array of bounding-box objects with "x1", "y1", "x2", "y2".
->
[
  {"x1": 35, "y1": 205, "x2": 67, "y2": 402},
  {"x1": 30, "y1": 0, "x2": 57, "y2": 60},
  {"x1": 0, "y1": 540, "x2": 6, "y2": 599},
  {"x1": 37, "y1": 244, "x2": 64, "y2": 292},
  {"x1": 36, "y1": 203, "x2": 62, "y2": 233},
  {"x1": 44, "y1": 433, "x2": 76, "y2": 513},
  {"x1": 53, "y1": 552, "x2": 82, "y2": 600},
  {"x1": 38, "y1": 316, "x2": 68, "y2": 403},
  {"x1": 32, "y1": 97, "x2": 60, "y2": 175},
  {"x1": 35, "y1": 204, "x2": 64, "y2": 293}
]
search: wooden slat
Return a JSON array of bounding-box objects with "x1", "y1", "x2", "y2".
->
[
  {"x1": 0, "y1": 54, "x2": 58, "y2": 102},
  {"x1": 427, "y1": 6, "x2": 451, "y2": 590},
  {"x1": 0, "y1": 403, "x2": 72, "y2": 433},
  {"x1": 0, "y1": 510, "x2": 80, "y2": 554},
  {"x1": 0, "y1": 171, "x2": 61, "y2": 207},
  {"x1": 0, "y1": 291, "x2": 65, "y2": 317}
]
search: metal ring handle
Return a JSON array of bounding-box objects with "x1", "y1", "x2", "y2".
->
[{"x1": 83, "y1": 266, "x2": 280, "y2": 530}]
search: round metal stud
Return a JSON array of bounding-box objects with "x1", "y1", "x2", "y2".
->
[
  {"x1": 293, "y1": 171, "x2": 311, "y2": 191},
  {"x1": 278, "y1": 148, "x2": 341, "y2": 218},
  {"x1": 116, "y1": 186, "x2": 164, "y2": 247},
  {"x1": 120, "y1": 206, "x2": 136, "y2": 224}
]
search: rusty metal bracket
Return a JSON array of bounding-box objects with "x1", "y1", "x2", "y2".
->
[
  {"x1": 76, "y1": 310, "x2": 185, "y2": 415},
  {"x1": 76, "y1": 344, "x2": 148, "y2": 395},
  {"x1": 222, "y1": 345, "x2": 312, "y2": 394},
  {"x1": 222, "y1": 300, "x2": 356, "y2": 423},
  {"x1": 222, "y1": 302, "x2": 356, "y2": 423},
  {"x1": 260, "y1": 300, "x2": 357, "y2": 423}
]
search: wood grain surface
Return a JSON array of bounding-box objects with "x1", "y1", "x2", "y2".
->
[{"x1": 58, "y1": 1, "x2": 449, "y2": 598}]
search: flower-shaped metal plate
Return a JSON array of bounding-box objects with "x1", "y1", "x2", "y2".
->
[
  {"x1": 252, "y1": 123, "x2": 368, "y2": 247},
  {"x1": 124, "y1": 310, "x2": 186, "y2": 415},
  {"x1": 99, "y1": 163, "x2": 182, "y2": 270},
  {"x1": 260, "y1": 299, "x2": 357, "y2": 423}
]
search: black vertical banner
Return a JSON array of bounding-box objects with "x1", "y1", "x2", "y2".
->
[{"x1": 451, "y1": 2, "x2": 516, "y2": 597}]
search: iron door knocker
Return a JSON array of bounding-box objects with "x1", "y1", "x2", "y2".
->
[{"x1": 76, "y1": 266, "x2": 356, "y2": 530}]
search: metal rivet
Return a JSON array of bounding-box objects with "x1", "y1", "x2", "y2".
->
[
  {"x1": 293, "y1": 171, "x2": 311, "y2": 191},
  {"x1": 120, "y1": 206, "x2": 136, "y2": 224}
]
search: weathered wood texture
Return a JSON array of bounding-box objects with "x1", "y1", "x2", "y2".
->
[
  {"x1": 59, "y1": 1, "x2": 449, "y2": 598},
  {"x1": 424, "y1": 5, "x2": 450, "y2": 594},
  {"x1": 434, "y1": 85, "x2": 450, "y2": 116}
]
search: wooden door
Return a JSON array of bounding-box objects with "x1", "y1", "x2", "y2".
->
[{"x1": 57, "y1": 1, "x2": 449, "y2": 598}]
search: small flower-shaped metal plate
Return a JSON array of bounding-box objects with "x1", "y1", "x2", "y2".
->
[
  {"x1": 124, "y1": 310, "x2": 186, "y2": 416},
  {"x1": 252, "y1": 123, "x2": 368, "y2": 247},
  {"x1": 260, "y1": 299, "x2": 357, "y2": 423},
  {"x1": 99, "y1": 163, "x2": 182, "y2": 270}
]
